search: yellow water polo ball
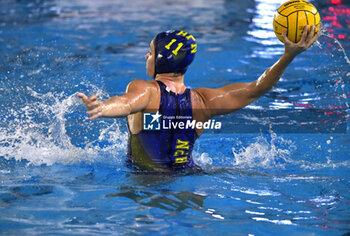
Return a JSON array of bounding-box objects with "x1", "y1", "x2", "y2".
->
[{"x1": 273, "y1": 0, "x2": 321, "y2": 43}]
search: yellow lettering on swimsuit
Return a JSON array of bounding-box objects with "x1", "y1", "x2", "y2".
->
[
  {"x1": 165, "y1": 39, "x2": 177, "y2": 50},
  {"x1": 175, "y1": 139, "x2": 189, "y2": 149},
  {"x1": 173, "y1": 139, "x2": 190, "y2": 164},
  {"x1": 172, "y1": 43, "x2": 183, "y2": 55},
  {"x1": 174, "y1": 150, "x2": 185, "y2": 156},
  {"x1": 175, "y1": 156, "x2": 188, "y2": 164}
]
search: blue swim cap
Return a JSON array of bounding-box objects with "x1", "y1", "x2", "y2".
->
[{"x1": 154, "y1": 30, "x2": 197, "y2": 77}]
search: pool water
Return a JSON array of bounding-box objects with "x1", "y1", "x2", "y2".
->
[{"x1": 0, "y1": 0, "x2": 349, "y2": 235}]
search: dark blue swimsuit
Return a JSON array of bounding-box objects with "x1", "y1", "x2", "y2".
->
[{"x1": 127, "y1": 81, "x2": 197, "y2": 171}]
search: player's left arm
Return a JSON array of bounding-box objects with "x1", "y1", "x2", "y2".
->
[
  {"x1": 246, "y1": 25, "x2": 320, "y2": 102},
  {"x1": 78, "y1": 79, "x2": 153, "y2": 120},
  {"x1": 198, "y1": 25, "x2": 320, "y2": 117}
]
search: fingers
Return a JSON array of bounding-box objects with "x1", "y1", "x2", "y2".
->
[
  {"x1": 88, "y1": 94, "x2": 97, "y2": 102},
  {"x1": 299, "y1": 25, "x2": 309, "y2": 44},
  {"x1": 307, "y1": 26, "x2": 320, "y2": 47},
  {"x1": 87, "y1": 100, "x2": 100, "y2": 108},
  {"x1": 305, "y1": 25, "x2": 315, "y2": 45},
  {"x1": 77, "y1": 93, "x2": 88, "y2": 102},
  {"x1": 300, "y1": 25, "x2": 319, "y2": 49},
  {"x1": 297, "y1": 25, "x2": 319, "y2": 51},
  {"x1": 87, "y1": 106, "x2": 103, "y2": 120},
  {"x1": 77, "y1": 93, "x2": 100, "y2": 109},
  {"x1": 78, "y1": 93, "x2": 97, "y2": 103},
  {"x1": 78, "y1": 93, "x2": 104, "y2": 120},
  {"x1": 281, "y1": 30, "x2": 292, "y2": 45},
  {"x1": 85, "y1": 95, "x2": 99, "y2": 110},
  {"x1": 282, "y1": 24, "x2": 319, "y2": 57}
]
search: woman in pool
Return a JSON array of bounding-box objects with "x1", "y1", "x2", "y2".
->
[{"x1": 78, "y1": 26, "x2": 319, "y2": 171}]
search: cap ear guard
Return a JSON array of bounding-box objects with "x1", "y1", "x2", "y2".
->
[{"x1": 154, "y1": 30, "x2": 197, "y2": 77}]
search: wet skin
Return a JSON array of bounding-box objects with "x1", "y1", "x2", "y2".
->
[{"x1": 78, "y1": 25, "x2": 320, "y2": 137}]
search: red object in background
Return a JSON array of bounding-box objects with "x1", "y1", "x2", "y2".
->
[
  {"x1": 324, "y1": 16, "x2": 337, "y2": 21},
  {"x1": 322, "y1": 0, "x2": 349, "y2": 40},
  {"x1": 331, "y1": 21, "x2": 343, "y2": 28},
  {"x1": 331, "y1": 0, "x2": 342, "y2": 5}
]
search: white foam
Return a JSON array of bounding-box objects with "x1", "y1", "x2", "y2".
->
[
  {"x1": 232, "y1": 130, "x2": 295, "y2": 169},
  {"x1": 0, "y1": 88, "x2": 128, "y2": 166},
  {"x1": 246, "y1": 200, "x2": 262, "y2": 205},
  {"x1": 231, "y1": 129, "x2": 350, "y2": 171},
  {"x1": 252, "y1": 217, "x2": 295, "y2": 225},
  {"x1": 194, "y1": 152, "x2": 213, "y2": 166},
  {"x1": 231, "y1": 187, "x2": 280, "y2": 197},
  {"x1": 205, "y1": 208, "x2": 224, "y2": 220},
  {"x1": 245, "y1": 210, "x2": 265, "y2": 215}
]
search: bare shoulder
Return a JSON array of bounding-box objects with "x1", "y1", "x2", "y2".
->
[
  {"x1": 192, "y1": 87, "x2": 219, "y2": 108},
  {"x1": 125, "y1": 79, "x2": 160, "y2": 113},
  {"x1": 193, "y1": 86, "x2": 217, "y2": 95},
  {"x1": 192, "y1": 86, "x2": 239, "y2": 118},
  {"x1": 191, "y1": 87, "x2": 215, "y2": 120},
  {"x1": 126, "y1": 79, "x2": 159, "y2": 92}
]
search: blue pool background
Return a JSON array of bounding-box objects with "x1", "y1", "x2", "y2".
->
[{"x1": 0, "y1": 0, "x2": 349, "y2": 235}]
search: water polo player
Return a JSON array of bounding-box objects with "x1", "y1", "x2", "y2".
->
[{"x1": 78, "y1": 27, "x2": 320, "y2": 171}]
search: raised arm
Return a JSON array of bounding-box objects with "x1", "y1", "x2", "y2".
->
[
  {"x1": 78, "y1": 79, "x2": 153, "y2": 120},
  {"x1": 196, "y1": 25, "x2": 320, "y2": 118}
]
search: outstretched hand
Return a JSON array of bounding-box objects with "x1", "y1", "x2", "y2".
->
[
  {"x1": 282, "y1": 24, "x2": 320, "y2": 57},
  {"x1": 77, "y1": 93, "x2": 104, "y2": 120}
]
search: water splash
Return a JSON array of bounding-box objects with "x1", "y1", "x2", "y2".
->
[
  {"x1": 193, "y1": 152, "x2": 213, "y2": 167},
  {"x1": 317, "y1": 29, "x2": 350, "y2": 110},
  {"x1": 319, "y1": 28, "x2": 350, "y2": 66},
  {"x1": 231, "y1": 130, "x2": 295, "y2": 170},
  {"x1": 0, "y1": 87, "x2": 128, "y2": 166},
  {"x1": 230, "y1": 130, "x2": 350, "y2": 171}
]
